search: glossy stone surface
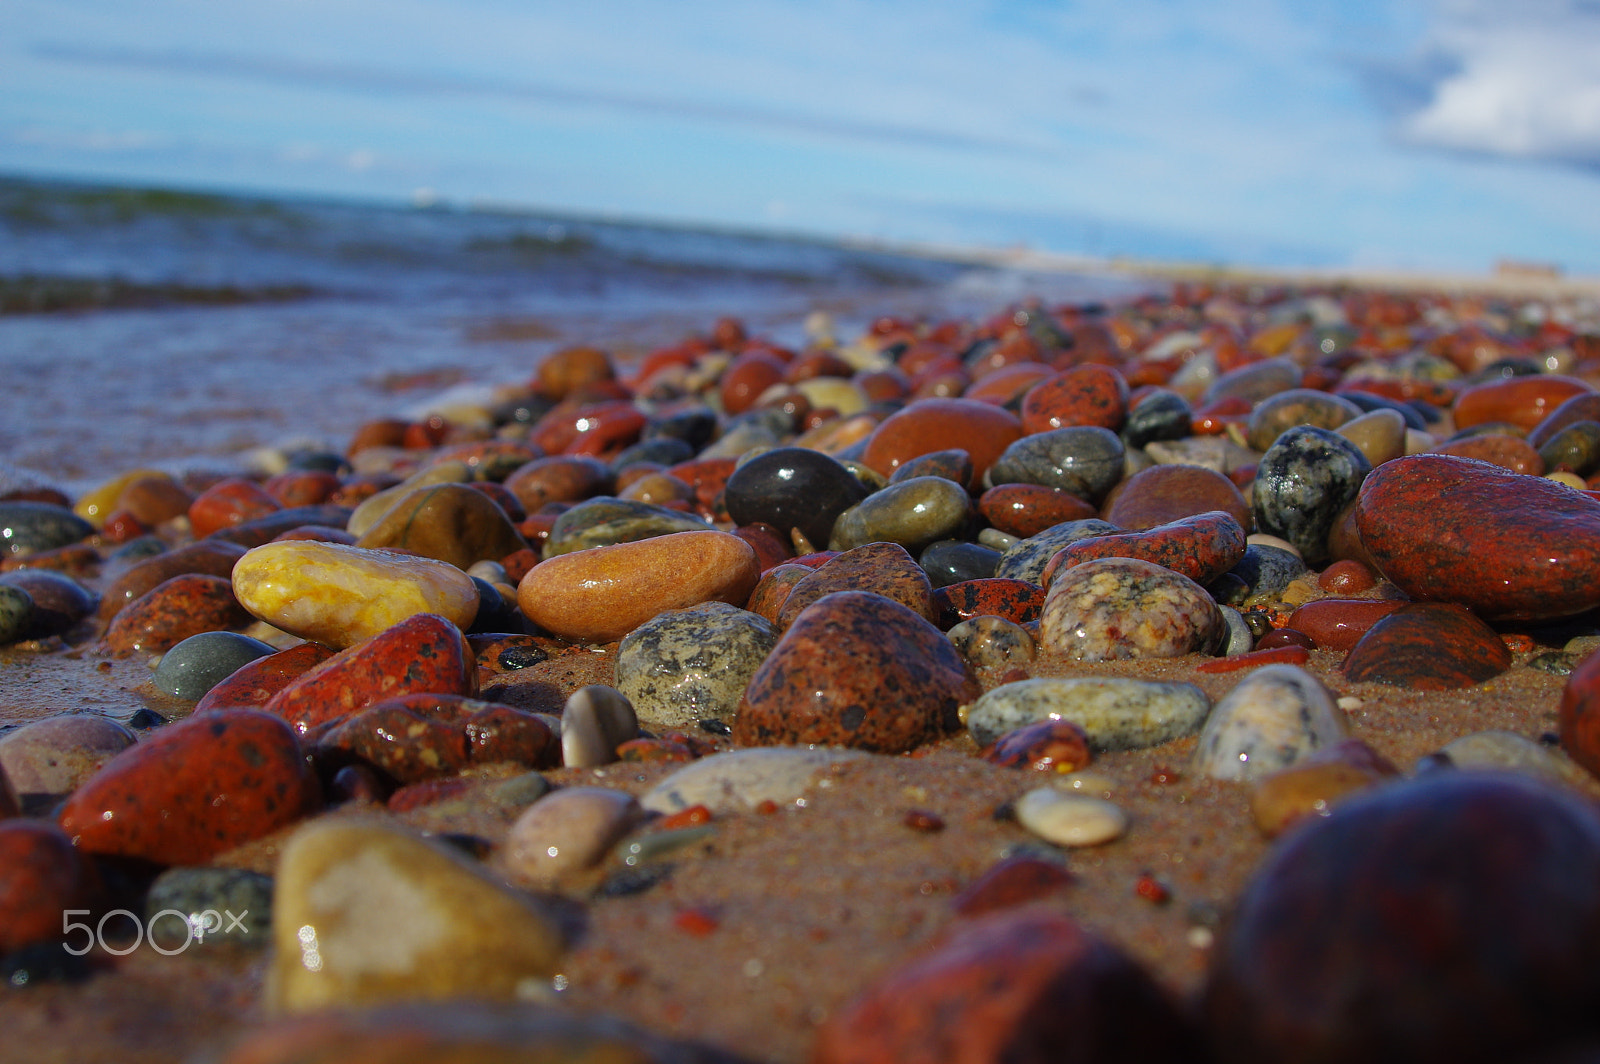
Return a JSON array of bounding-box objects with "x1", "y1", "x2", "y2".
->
[
  {"x1": 1249, "y1": 739, "x2": 1399, "y2": 837},
  {"x1": 734, "y1": 590, "x2": 978, "y2": 753},
  {"x1": 979, "y1": 483, "x2": 1099, "y2": 538},
  {"x1": 0, "y1": 502, "x2": 95, "y2": 557},
  {"x1": 1020, "y1": 364, "x2": 1129, "y2": 434},
  {"x1": 1205, "y1": 773, "x2": 1600, "y2": 1064},
  {"x1": 1043, "y1": 510, "x2": 1246, "y2": 588},
  {"x1": 967, "y1": 676, "x2": 1211, "y2": 750},
  {"x1": 1355, "y1": 454, "x2": 1600, "y2": 621},
  {"x1": 98, "y1": 539, "x2": 248, "y2": 621},
  {"x1": 1101, "y1": 463, "x2": 1251, "y2": 532},
  {"x1": 207, "y1": 504, "x2": 354, "y2": 548},
  {"x1": 982, "y1": 719, "x2": 1093, "y2": 773},
  {"x1": 919, "y1": 540, "x2": 1002, "y2": 589},
  {"x1": 887, "y1": 447, "x2": 972, "y2": 487},
  {"x1": 994, "y1": 518, "x2": 1120, "y2": 584},
  {"x1": 194, "y1": 641, "x2": 337, "y2": 714},
  {"x1": 1341, "y1": 603, "x2": 1512, "y2": 689},
  {"x1": 829, "y1": 476, "x2": 973, "y2": 553},
  {"x1": 233, "y1": 540, "x2": 480, "y2": 649},
  {"x1": 188, "y1": 478, "x2": 280, "y2": 538},
  {"x1": 1192, "y1": 664, "x2": 1351, "y2": 781},
  {"x1": 987, "y1": 426, "x2": 1125, "y2": 502},
  {"x1": 542, "y1": 496, "x2": 713, "y2": 556},
  {"x1": 517, "y1": 530, "x2": 760, "y2": 643},
  {"x1": 1218, "y1": 544, "x2": 1309, "y2": 607},
  {"x1": 0, "y1": 569, "x2": 94, "y2": 639},
  {"x1": 313, "y1": 695, "x2": 556, "y2": 783},
  {"x1": 1558, "y1": 648, "x2": 1600, "y2": 778},
  {"x1": 776, "y1": 541, "x2": 935, "y2": 630},
  {"x1": 145, "y1": 866, "x2": 274, "y2": 951},
  {"x1": 104, "y1": 573, "x2": 250, "y2": 655},
  {"x1": 1284, "y1": 598, "x2": 1404, "y2": 651},
  {"x1": 1039, "y1": 557, "x2": 1226, "y2": 662},
  {"x1": 501, "y1": 786, "x2": 642, "y2": 887},
  {"x1": 0, "y1": 821, "x2": 100, "y2": 954},
  {"x1": 59, "y1": 709, "x2": 320, "y2": 865},
  {"x1": 153, "y1": 631, "x2": 278, "y2": 700},
  {"x1": 1453, "y1": 374, "x2": 1593, "y2": 432},
  {"x1": 503, "y1": 455, "x2": 613, "y2": 514},
  {"x1": 860, "y1": 397, "x2": 1022, "y2": 491},
  {"x1": 1252, "y1": 426, "x2": 1372, "y2": 565},
  {"x1": 947, "y1": 615, "x2": 1037, "y2": 670},
  {"x1": 615, "y1": 602, "x2": 776, "y2": 728},
  {"x1": 561, "y1": 685, "x2": 639, "y2": 768},
  {"x1": 723, "y1": 446, "x2": 870, "y2": 549},
  {"x1": 0, "y1": 585, "x2": 30, "y2": 644},
  {"x1": 1123, "y1": 388, "x2": 1193, "y2": 448},
  {"x1": 932, "y1": 578, "x2": 1045, "y2": 629},
  {"x1": 1244, "y1": 388, "x2": 1363, "y2": 451},
  {"x1": 1016, "y1": 788, "x2": 1129, "y2": 847},
  {"x1": 352, "y1": 483, "x2": 525, "y2": 570}
]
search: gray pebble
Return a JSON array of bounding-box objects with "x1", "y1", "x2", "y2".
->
[
  {"x1": 0, "y1": 585, "x2": 32, "y2": 645},
  {"x1": 1433, "y1": 731, "x2": 1591, "y2": 788},
  {"x1": 152, "y1": 631, "x2": 277, "y2": 700},
  {"x1": 615, "y1": 602, "x2": 776, "y2": 728},
  {"x1": 947, "y1": 616, "x2": 1036, "y2": 670},
  {"x1": 561, "y1": 685, "x2": 639, "y2": 769},
  {"x1": 0, "y1": 502, "x2": 95, "y2": 557},
  {"x1": 501, "y1": 786, "x2": 642, "y2": 886},
  {"x1": 1221, "y1": 544, "x2": 1309, "y2": 607},
  {"x1": 966, "y1": 676, "x2": 1211, "y2": 751},
  {"x1": 1039, "y1": 557, "x2": 1226, "y2": 662},
  {"x1": 145, "y1": 866, "x2": 273, "y2": 951},
  {"x1": 1219, "y1": 605, "x2": 1255, "y2": 656},
  {"x1": 543, "y1": 497, "x2": 713, "y2": 557},
  {"x1": 1015, "y1": 787, "x2": 1128, "y2": 847},
  {"x1": 1252, "y1": 426, "x2": 1371, "y2": 566},
  {"x1": 994, "y1": 519, "x2": 1119, "y2": 584},
  {"x1": 1192, "y1": 664, "x2": 1351, "y2": 781},
  {"x1": 0, "y1": 714, "x2": 138, "y2": 795},
  {"x1": 829, "y1": 476, "x2": 973, "y2": 553},
  {"x1": 987, "y1": 427, "x2": 1125, "y2": 502}
]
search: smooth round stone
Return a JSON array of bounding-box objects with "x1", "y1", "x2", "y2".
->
[
  {"x1": 723, "y1": 446, "x2": 869, "y2": 550},
  {"x1": 0, "y1": 569, "x2": 96, "y2": 638},
  {"x1": 145, "y1": 866, "x2": 274, "y2": 950},
  {"x1": 1559, "y1": 646, "x2": 1600, "y2": 783},
  {"x1": 947, "y1": 616, "x2": 1037, "y2": 670},
  {"x1": 966, "y1": 676, "x2": 1211, "y2": 750},
  {"x1": 1204, "y1": 773, "x2": 1600, "y2": 1063},
  {"x1": 268, "y1": 819, "x2": 564, "y2": 1012},
  {"x1": 1123, "y1": 388, "x2": 1193, "y2": 448},
  {"x1": 640, "y1": 746, "x2": 867, "y2": 815},
  {"x1": 0, "y1": 501, "x2": 94, "y2": 557},
  {"x1": 1245, "y1": 388, "x2": 1364, "y2": 451},
  {"x1": 887, "y1": 448, "x2": 972, "y2": 487},
  {"x1": 919, "y1": 540, "x2": 1001, "y2": 588},
  {"x1": 233, "y1": 541, "x2": 479, "y2": 649},
  {"x1": 1339, "y1": 389, "x2": 1429, "y2": 430},
  {"x1": 1358, "y1": 454, "x2": 1600, "y2": 622},
  {"x1": 745, "y1": 562, "x2": 813, "y2": 626},
  {"x1": 994, "y1": 518, "x2": 1120, "y2": 584},
  {"x1": 1538, "y1": 420, "x2": 1600, "y2": 477},
  {"x1": 1435, "y1": 730, "x2": 1590, "y2": 788},
  {"x1": 0, "y1": 714, "x2": 137, "y2": 795},
  {"x1": 501, "y1": 786, "x2": 642, "y2": 887},
  {"x1": 1433, "y1": 433, "x2": 1545, "y2": 475},
  {"x1": 313, "y1": 696, "x2": 556, "y2": 783},
  {"x1": 1341, "y1": 603, "x2": 1512, "y2": 689},
  {"x1": 538, "y1": 344, "x2": 615, "y2": 398},
  {"x1": 793, "y1": 375, "x2": 869, "y2": 415},
  {"x1": 196, "y1": 641, "x2": 336, "y2": 716},
  {"x1": 1454, "y1": 373, "x2": 1593, "y2": 432},
  {"x1": 1252, "y1": 426, "x2": 1372, "y2": 565},
  {"x1": 353, "y1": 483, "x2": 525, "y2": 571},
  {"x1": 615, "y1": 602, "x2": 776, "y2": 728},
  {"x1": 1015, "y1": 787, "x2": 1128, "y2": 847},
  {"x1": 104, "y1": 573, "x2": 251, "y2": 656},
  {"x1": 1219, "y1": 605, "x2": 1254, "y2": 656},
  {"x1": 776, "y1": 541, "x2": 935, "y2": 631},
  {"x1": 503, "y1": 455, "x2": 613, "y2": 514},
  {"x1": 1284, "y1": 598, "x2": 1405, "y2": 651},
  {"x1": 978, "y1": 483, "x2": 1099, "y2": 538},
  {"x1": 0, "y1": 585, "x2": 33, "y2": 644},
  {"x1": 1044, "y1": 511, "x2": 1246, "y2": 588},
  {"x1": 153, "y1": 631, "x2": 278, "y2": 700},
  {"x1": 99, "y1": 539, "x2": 248, "y2": 621},
  {"x1": 1039, "y1": 557, "x2": 1226, "y2": 662},
  {"x1": 207, "y1": 504, "x2": 354, "y2": 549},
  {"x1": 613, "y1": 436, "x2": 694, "y2": 471},
  {"x1": 347, "y1": 461, "x2": 471, "y2": 537},
  {"x1": 860, "y1": 397, "x2": 1023, "y2": 491},
  {"x1": 829, "y1": 475, "x2": 974, "y2": 553},
  {"x1": 74, "y1": 467, "x2": 167, "y2": 526},
  {"x1": 1201, "y1": 355, "x2": 1301, "y2": 405},
  {"x1": 933, "y1": 578, "x2": 1045, "y2": 629},
  {"x1": 1335, "y1": 407, "x2": 1408, "y2": 466},
  {"x1": 1101, "y1": 463, "x2": 1250, "y2": 531},
  {"x1": 518, "y1": 530, "x2": 760, "y2": 644},
  {"x1": 986, "y1": 426, "x2": 1125, "y2": 502},
  {"x1": 117, "y1": 473, "x2": 194, "y2": 526},
  {"x1": 1249, "y1": 740, "x2": 1399, "y2": 837},
  {"x1": 1215, "y1": 544, "x2": 1308, "y2": 607},
  {"x1": 560, "y1": 685, "x2": 639, "y2": 768},
  {"x1": 541, "y1": 496, "x2": 713, "y2": 557},
  {"x1": 1192, "y1": 664, "x2": 1351, "y2": 781},
  {"x1": 188, "y1": 479, "x2": 281, "y2": 538},
  {"x1": 734, "y1": 590, "x2": 979, "y2": 753},
  {"x1": 1019, "y1": 364, "x2": 1129, "y2": 434}
]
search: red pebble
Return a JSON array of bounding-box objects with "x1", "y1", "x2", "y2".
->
[
  {"x1": 103, "y1": 573, "x2": 250, "y2": 655},
  {"x1": 262, "y1": 471, "x2": 342, "y2": 508},
  {"x1": 951, "y1": 855, "x2": 1075, "y2": 916},
  {"x1": 1560, "y1": 650, "x2": 1600, "y2": 778},
  {"x1": 187, "y1": 478, "x2": 280, "y2": 538},
  {"x1": 194, "y1": 641, "x2": 337, "y2": 714},
  {"x1": 0, "y1": 821, "x2": 101, "y2": 953},
  {"x1": 59, "y1": 709, "x2": 321, "y2": 865},
  {"x1": 860, "y1": 397, "x2": 1023, "y2": 492},
  {"x1": 1317, "y1": 559, "x2": 1377, "y2": 594},
  {"x1": 659, "y1": 804, "x2": 714, "y2": 830},
  {"x1": 982, "y1": 719, "x2": 1093, "y2": 773},
  {"x1": 1196, "y1": 645, "x2": 1311, "y2": 673},
  {"x1": 903, "y1": 809, "x2": 945, "y2": 832},
  {"x1": 673, "y1": 906, "x2": 721, "y2": 936},
  {"x1": 1134, "y1": 872, "x2": 1171, "y2": 905},
  {"x1": 978, "y1": 483, "x2": 1098, "y2": 539},
  {"x1": 1019, "y1": 364, "x2": 1129, "y2": 434},
  {"x1": 1287, "y1": 598, "x2": 1407, "y2": 652},
  {"x1": 1453, "y1": 374, "x2": 1593, "y2": 432}
]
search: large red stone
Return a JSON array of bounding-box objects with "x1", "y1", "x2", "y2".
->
[
  {"x1": 0, "y1": 821, "x2": 100, "y2": 954},
  {"x1": 1341, "y1": 602, "x2": 1512, "y2": 690},
  {"x1": 187, "y1": 478, "x2": 281, "y2": 538},
  {"x1": 263, "y1": 613, "x2": 476, "y2": 735},
  {"x1": 776, "y1": 541, "x2": 935, "y2": 631},
  {"x1": 815, "y1": 909, "x2": 1200, "y2": 1064},
  {"x1": 1431, "y1": 434, "x2": 1544, "y2": 476},
  {"x1": 861, "y1": 398, "x2": 1022, "y2": 491},
  {"x1": 193, "y1": 642, "x2": 339, "y2": 714},
  {"x1": 1354, "y1": 454, "x2": 1600, "y2": 621},
  {"x1": 59, "y1": 709, "x2": 321, "y2": 865},
  {"x1": 103, "y1": 573, "x2": 250, "y2": 655},
  {"x1": 1453, "y1": 374, "x2": 1593, "y2": 433},
  {"x1": 1042, "y1": 511, "x2": 1246, "y2": 588},
  {"x1": 1286, "y1": 598, "x2": 1406, "y2": 651}
]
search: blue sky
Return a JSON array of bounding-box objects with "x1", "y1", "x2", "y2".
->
[{"x1": 4, "y1": 0, "x2": 1600, "y2": 273}]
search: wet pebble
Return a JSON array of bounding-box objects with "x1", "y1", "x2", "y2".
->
[
  {"x1": 98, "y1": 539, "x2": 248, "y2": 621},
  {"x1": 1039, "y1": 556, "x2": 1226, "y2": 661},
  {"x1": 860, "y1": 397, "x2": 1022, "y2": 490},
  {"x1": 0, "y1": 714, "x2": 137, "y2": 796},
  {"x1": 0, "y1": 821, "x2": 101, "y2": 954},
  {"x1": 982, "y1": 719, "x2": 1092, "y2": 773},
  {"x1": 640, "y1": 746, "x2": 866, "y2": 815},
  {"x1": 1101, "y1": 462, "x2": 1251, "y2": 532},
  {"x1": 152, "y1": 631, "x2": 278, "y2": 700},
  {"x1": 966, "y1": 676, "x2": 1211, "y2": 750},
  {"x1": 104, "y1": 573, "x2": 250, "y2": 656},
  {"x1": 560, "y1": 685, "x2": 640, "y2": 768},
  {"x1": 886, "y1": 447, "x2": 972, "y2": 487},
  {"x1": 1043, "y1": 510, "x2": 1246, "y2": 588},
  {"x1": 918, "y1": 540, "x2": 1001, "y2": 588},
  {"x1": 776, "y1": 540, "x2": 934, "y2": 630},
  {"x1": 313, "y1": 695, "x2": 556, "y2": 783},
  {"x1": 1252, "y1": 425, "x2": 1371, "y2": 565},
  {"x1": 723, "y1": 446, "x2": 869, "y2": 549},
  {"x1": 0, "y1": 584, "x2": 32, "y2": 644},
  {"x1": 0, "y1": 501, "x2": 94, "y2": 557},
  {"x1": 616, "y1": 601, "x2": 775, "y2": 729},
  {"x1": 946, "y1": 615, "x2": 1037, "y2": 670},
  {"x1": 829, "y1": 475, "x2": 973, "y2": 553},
  {"x1": 1342, "y1": 602, "x2": 1513, "y2": 689},
  {"x1": 0, "y1": 569, "x2": 95, "y2": 639},
  {"x1": 932, "y1": 577, "x2": 1044, "y2": 628},
  {"x1": 1192, "y1": 664, "x2": 1351, "y2": 781},
  {"x1": 500, "y1": 786, "x2": 642, "y2": 887},
  {"x1": 1435, "y1": 730, "x2": 1589, "y2": 788},
  {"x1": 978, "y1": 483, "x2": 1098, "y2": 538},
  {"x1": 1215, "y1": 543, "x2": 1309, "y2": 607},
  {"x1": 1244, "y1": 388, "x2": 1363, "y2": 451},
  {"x1": 1249, "y1": 739, "x2": 1400, "y2": 837},
  {"x1": 1015, "y1": 787, "x2": 1128, "y2": 847},
  {"x1": 145, "y1": 866, "x2": 274, "y2": 950},
  {"x1": 193, "y1": 641, "x2": 335, "y2": 714},
  {"x1": 986, "y1": 425, "x2": 1125, "y2": 502},
  {"x1": 352, "y1": 483, "x2": 525, "y2": 570},
  {"x1": 542, "y1": 496, "x2": 713, "y2": 556},
  {"x1": 994, "y1": 518, "x2": 1120, "y2": 584}
]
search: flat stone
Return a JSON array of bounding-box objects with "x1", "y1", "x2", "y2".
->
[
  {"x1": 1342, "y1": 602, "x2": 1513, "y2": 689},
  {"x1": 1015, "y1": 788, "x2": 1128, "y2": 847},
  {"x1": 503, "y1": 455, "x2": 613, "y2": 515},
  {"x1": 233, "y1": 540, "x2": 479, "y2": 649},
  {"x1": 640, "y1": 746, "x2": 867, "y2": 815},
  {"x1": 152, "y1": 631, "x2": 278, "y2": 700},
  {"x1": 560, "y1": 685, "x2": 639, "y2": 768},
  {"x1": 1039, "y1": 557, "x2": 1226, "y2": 662},
  {"x1": 207, "y1": 505, "x2": 354, "y2": 548},
  {"x1": 267, "y1": 818, "x2": 565, "y2": 1012},
  {"x1": 1020, "y1": 363, "x2": 1128, "y2": 434},
  {"x1": 500, "y1": 786, "x2": 642, "y2": 887},
  {"x1": 887, "y1": 447, "x2": 972, "y2": 487},
  {"x1": 966, "y1": 676, "x2": 1211, "y2": 750},
  {"x1": 615, "y1": 602, "x2": 776, "y2": 728},
  {"x1": 1283, "y1": 598, "x2": 1404, "y2": 651},
  {"x1": 517, "y1": 530, "x2": 760, "y2": 644},
  {"x1": 1192, "y1": 664, "x2": 1351, "y2": 781},
  {"x1": 1245, "y1": 388, "x2": 1364, "y2": 451}
]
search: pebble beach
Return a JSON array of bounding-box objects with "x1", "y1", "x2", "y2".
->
[{"x1": 9, "y1": 178, "x2": 1600, "y2": 1062}]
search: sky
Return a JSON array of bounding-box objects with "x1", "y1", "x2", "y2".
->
[{"x1": 4, "y1": 0, "x2": 1600, "y2": 274}]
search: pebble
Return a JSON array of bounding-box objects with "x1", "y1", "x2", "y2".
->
[
  {"x1": 967, "y1": 675, "x2": 1211, "y2": 751},
  {"x1": 1356, "y1": 453, "x2": 1600, "y2": 621},
  {"x1": 887, "y1": 447, "x2": 972, "y2": 487},
  {"x1": 1559, "y1": 648, "x2": 1600, "y2": 778},
  {"x1": 193, "y1": 641, "x2": 336, "y2": 714},
  {"x1": 0, "y1": 713, "x2": 137, "y2": 796},
  {"x1": 206, "y1": 504, "x2": 354, "y2": 548},
  {"x1": 1252, "y1": 425, "x2": 1372, "y2": 565},
  {"x1": 232, "y1": 540, "x2": 480, "y2": 649},
  {"x1": 946, "y1": 615, "x2": 1037, "y2": 670},
  {"x1": 267, "y1": 818, "x2": 564, "y2": 1012},
  {"x1": 500, "y1": 786, "x2": 642, "y2": 887},
  {"x1": 919, "y1": 540, "x2": 1002, "y2": 588},
  {"x1": 0, "y1": 820, "x2": 101, "y2": 954},
  {"x1": 736, "y1": 591, "x2": 978, "y2": 753},
  {"x1": 152, "y1": 631, "x2": 278, "y2": 700},
  {"x1": 615, "y1": 601, "x2": 775, "y2": 728},
  {"x1": 1244, "y1": 388, "x2": 1363, "y2": 451},
  {"x1": 932, "y1": 577, "x2": 1044, "y2": 628},
  {"x1": 1453, "y1": 373, "x2": 1593, "y2": 432},
  {"x1": 640, "y1": 746, "x2": 867, "y2": 815},
  {"x1": 986, "y1": 425, "x2": 1126, "y2": 502},
  {"x1": 264, "y1": 613, "x2": 475, "y2": 735},
  {"x1": 313, "y1": 695, "x2": 556, "y2": 783},
  {"x1": 1434, "y1": 730, "x2": 1590, "y2": 788},
  {"x1": 98, "y1": 539, "x2": 248, "y2": 621},
  {"x1": 1342, "y1": 602, "x2": 1514, "y2": 689},
  {"x1": 982, "y1": 719, "x2": 1093, "y2": 772},
  {"x1": 775, "y1": 541, "x2": 935, "y2": 630},
  {"x1": 951, "y1": 854, "x2": 1075, "y2": 916},
  {"x1": 1284, "y1": 598, "x2": 1404, "y2": 651},
  {"x1": 1205, "y1": 773, "x2": 1600, "y2": 1063},
  {"x1": 503, "y1": 454, "x2": 613, "y2": 514},
  {"x1": 1145, "y1": 434, "x2": 1258, "y2": 475},
  {"x1": 0, "y1": 569, "x2": 95, "y2": 639},
  {"x1": 1100, "y1": 462, "x2": 1251, "y2": 531},
  {"x1": 542, "y1": 496, "x2": 714, "y2": 556},
  {"x1": 352, "y1": 483, "x2": 525, "y2": 570},
  {"x1": 1218, "y1": 604, "x2": 1255, "y2": 656},
  {"x1": 517, "y1": 530, "x2": 760, "y2": 643},
  {"x1": 1537, "y1": 419, "x2": 1600, "y2": 476},
  {"x1": 1216, "y1": 543, "x2": 1309, "y2": 607},
  {"x1": 347, "y1": 460, "x2": 471, "y2": 536},
  {"x1": 723, "y1": 446, "x2": 870, "y2": 549},
  {"x1": 1249, "y1": 739, "x2": 1399, "y2": 837},
  {"x1": 1192, "y1": 664, "x2": 1351, "y2": 781},
  {"x1": 1123, "y1": 388, "x2": 1193, "y2": 448},
  {"x1": 188, "y1": 478, "x2": 280, "y2": 538},
  {"x1": 829, "y1": 475, "x2": 973, "y2": 553},
  {"x1": 560, "y1": 685, "x2": 640, "y2": 768},
  {"x1": 104, "y1": 573, "x2": 251, "y2": 656},
  {"x1": 1038, "y1": 557, "x2": 1226, "y2": 661},
  {"x1": 860, "y1": 397, "x2": 1022, "y2": 490},
  {"x1": 1015, "y1": 786, "x2": 1129, "y2": 846},
  {"x1": 977, "y1": 483, "x2": 1098, "y2": 538},
  {"x1": 1019, "y1": 363, "x2": 1129, "y2": 433},
  {"x1": 815, "y1": 910, "x2": 1199, "y2": 1064},
  {"x1": 1334, "y1": 407, "x2": 1408, "y2": 465},
  {"x1": 145, "y1": 866, "x2": 274, "y2": 951},
  {"x1": 1043, "y1": 510, "x2": 1246, "y2": 588},
  {"x1": 59, "y1": 709, "x2": 321, "y2": 865},
  {"x1": 0, "y1": 584, "x2": 31, "y2": 644},
  {"x1": 993, "y1": 518, "x2": 1120, "y2": 584},
  {"x1": 0, "y1": 501, "x2": 95, "y2": 557}
]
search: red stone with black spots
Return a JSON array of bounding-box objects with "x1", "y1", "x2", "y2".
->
[
  {"x1": 263, "y1": 613, "x2": 475, "y2": 735},
  {"x1": 1341, "y1": 602, "x2": 1512, "y2": 689},
  {"x1": 1354, "y1": 454, "x2": 1600, "y2": 621},
  {"x1": 734, "y1": 590, "x2": 979, "y2": 754},
  {"x1": 312, "y1": 694, "x2": 556, "y2": 784},
  {"x1": 193, "y1": 641, "x2": 337, "y2": 714},
  {"x1": 978, "y1": 483, "x2": 1099, "y2": 538},
  {"x1": 0, "y1": 821, "x2": 101, "y2": 953},
  {"x1": 1020, "y1": 363, "x2": 1129, "y2": 435},
  {"x1": 1041, "y1": 511, "x2": 1246, "y2": 588},
  {"x1": 103, "y1": 573, "x2": 250, "y2": 655},
  {"x1": 814, "y1": 909, "x2": 1201, "y2": 1064},
  {"x1": 775, "y1": 541, "x2": 935, "y2": 631},
  {"x1": 58, "y1": 709, "x2": 321, "y2": 866},
  {"x1": 933, "y1": 578, "x2": 1046, "y2": 629},
  {"x1": 745, "y1": 562, "x2": 812, "y2": 626}
]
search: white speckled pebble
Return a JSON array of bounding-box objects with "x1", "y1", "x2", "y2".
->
[
  {"x1": 640, "y1": 747, "x2": 867, "y2": 815},
  {"x1": 966, "y1": 676, "x2": 1211, "y2": 751},
  {"x1": 501, "y1": 786, "x2": 641, "y2": 886},
  {"x1": 1015, "y1": 787, "x2": 1128, "y2": 847},
  {"x1": 1192, "y1": 663, "x2": 1351, "y2": 781}
]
